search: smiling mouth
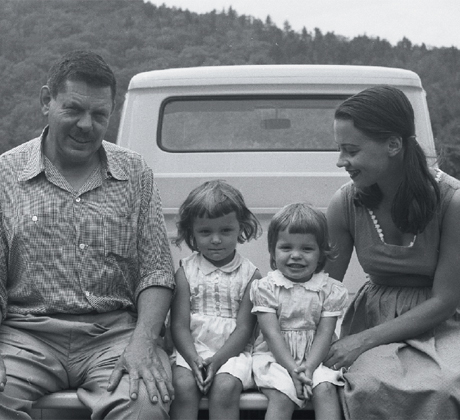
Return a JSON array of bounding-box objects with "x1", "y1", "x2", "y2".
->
[
  {"x1": 347, "y1": 170, "x2": 360, "y2": 179},
  {"x1": 287, "y1": 264, "x2": 306, "y2": 269},
  {"x1": 69, "y1": 135, "x2": 90, "y2": 144}
]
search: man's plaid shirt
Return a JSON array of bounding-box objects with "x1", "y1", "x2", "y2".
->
[{"x1": 0, "y1": 128, "x2": 175, "y2": 319}]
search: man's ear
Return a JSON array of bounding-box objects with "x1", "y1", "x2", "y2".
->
[
  {"x1": 388, "y1": 136, "x2": 403, "y2": 157},
  {"x1": 40, "y1": 86, "x2": 52, "y2": 116}
]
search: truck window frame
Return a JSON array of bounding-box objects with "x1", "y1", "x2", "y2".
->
[{"x1": 158, "y1": 94, "x2": 350, "y2": 153}]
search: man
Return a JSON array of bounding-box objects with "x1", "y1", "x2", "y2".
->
[{"x1": 0, "y1": 50, "x2": 175, "y2": 419}]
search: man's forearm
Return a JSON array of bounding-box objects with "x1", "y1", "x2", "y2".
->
[{"x1": 135, "y1": 286, "x2": 173, "y2": 339}]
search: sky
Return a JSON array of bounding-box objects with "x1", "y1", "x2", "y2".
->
[{"x1": 151, "y1": 0, "x2": 460, "y2": 49}]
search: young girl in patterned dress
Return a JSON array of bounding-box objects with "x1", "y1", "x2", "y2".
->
[
  {"x1": 250, "y1": 203, "x2": 348, "y2": 420},
  {"x1": 170, "y1": 180, "x2": 262, "y2": 420}
]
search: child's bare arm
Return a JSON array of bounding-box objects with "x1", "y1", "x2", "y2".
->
[
  {"x1": 170, "y1": 267, "x2": 206, "y2": 391},
  {"x1": 202, "y1": 270, "x2": 261, "y2": 391},
  {"x1": 257, "y1": 310, "x2": 312, "y2": 398},
  {"x1": 302, "y1": 316, "x2": 338, "y2": 376}
]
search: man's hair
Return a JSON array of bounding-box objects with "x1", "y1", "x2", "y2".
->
[{"x1": 46, "y1": 50, "x2": 116, "y2": 104}]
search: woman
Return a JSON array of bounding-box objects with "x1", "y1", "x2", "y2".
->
[{"x1": 324, "y1": 85, "x2": 460, "y2": 419}]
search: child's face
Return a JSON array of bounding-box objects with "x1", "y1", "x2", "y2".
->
[
  {"x1": 274, "y1": 229, "x2": 321, "y2": 283},
  {"x1": 192, "y1": 211, "x2": 240, "y2": 267}
]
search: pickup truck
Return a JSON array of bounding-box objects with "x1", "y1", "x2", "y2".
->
[
  {"x1": 116, "y1": 64, "x2": 436, "y2": 299},
  {"x1": 31, "y1": 64, "x2": 436, "y2": 419}
]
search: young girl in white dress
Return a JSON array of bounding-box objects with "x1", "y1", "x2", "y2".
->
[
  {"x1": 250, "y1": 203, "x2": 348, "y2": 420},
  {"x1": 170, "y1": 180, "x2": 262, "y2": 420}
]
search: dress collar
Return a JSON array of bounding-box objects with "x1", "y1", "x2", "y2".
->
[
  {"x1": 196, "y1": 252, "x2": 243, "y2": 275},
  {"x1": 270, "y1": 269, "x2": 327, "y2": 291}
]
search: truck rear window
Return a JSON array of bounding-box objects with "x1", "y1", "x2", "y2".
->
[{"x1": 159, "y1": 96, "x2": 346, "y2": 152}]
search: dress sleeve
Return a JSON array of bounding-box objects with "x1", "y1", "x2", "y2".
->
[
  {"x1": 320, "y1": 278, "x2": 349, "y2": 317},
  {"x1": 250, "y1": 276, "x2": 278, "y2": 314}
]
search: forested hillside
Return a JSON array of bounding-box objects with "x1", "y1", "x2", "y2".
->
[{"x1": 1, "y1": 0, "x2": 460, "y2": 177}]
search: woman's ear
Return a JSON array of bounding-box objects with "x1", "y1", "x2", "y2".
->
[{"x1": 387, "y1": 136, "x2": 403, "y2": 157}]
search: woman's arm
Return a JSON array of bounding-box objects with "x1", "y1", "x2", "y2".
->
[
  {"x1": 324, "y1": 189, "x2": 354, "y2": 282},
  {"x1": 325, "y1": 189, "x2": 460, "y2": 369}
]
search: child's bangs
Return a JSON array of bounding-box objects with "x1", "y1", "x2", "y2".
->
[
  {"x1": 194, "y1": 195, "x2": 237, "y2": 220},
  {"x1": 282, "y1": 212, "x2": 319, "y2": 236}
]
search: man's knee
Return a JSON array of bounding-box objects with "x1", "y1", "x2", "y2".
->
[
  {"x1": 83, "y1": 346, "x2": 172, "y2": 419},
  {"x1": 89, "y1": 381, "x2": 170, "y2": 420}
]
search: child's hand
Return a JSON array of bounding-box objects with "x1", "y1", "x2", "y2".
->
[
  {"x1": 290, "y1": 366, "x2": 313, "y2": 400},
  {"x1": 302, "y1": 383, "x2": 313, "y2": 400},
  {"x1": 201, "y1": 357, "x2": 219, "y2": 395},
  {"x1": 191, "y1": 357, "x2": 207, "y2": 393}
]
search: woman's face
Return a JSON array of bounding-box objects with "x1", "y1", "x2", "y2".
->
[{"x1": 334, "y1": 119, "x2": 392, "y2": 189}]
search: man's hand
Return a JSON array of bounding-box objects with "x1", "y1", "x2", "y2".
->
[{"x1": 107, "y1": 331, "x2": 174, "y2": 404}]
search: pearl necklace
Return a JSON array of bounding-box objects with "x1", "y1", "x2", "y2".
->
[
  {"x1": 367, "y1": 169, "x2": 442, "y2": 248},
  {"x1": 367, "y1": 208, "x2": 416, "y2": 247}
]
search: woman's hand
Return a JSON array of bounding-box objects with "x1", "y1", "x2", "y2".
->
[{"x1": 324, "y1": 334, "x2": 367, "y2": 370}]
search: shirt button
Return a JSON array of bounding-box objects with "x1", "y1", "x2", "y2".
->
[
  {"x1": 31, "y1": 216, "x2": 38, "y2": 222},
  {"x1": 75, "y1": 197, "x2": 81, "y2": 203},
  {"x1": 79, "y1": 243, "x2": 86, "y2": 250},
  {"x1": 85, "y1": 291, "x2": 91, "y2": 297}
]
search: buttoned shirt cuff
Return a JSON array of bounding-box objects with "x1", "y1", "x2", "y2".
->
[
  {"x1": 134, "y1": 271, "x2": 175, "y2": 303},
  {"x1": 0, "y1": 299, "x2": 7, "y2": 322}
]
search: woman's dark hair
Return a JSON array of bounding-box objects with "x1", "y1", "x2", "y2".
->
[
  {"x1": 267, "y1": 203, "x2": 335, "y2": 272},
  {"x1": 335, "y1": 85, "x2": 440, "y2": 234},
  {"x1": 46, "y1": 50, "x2": 116, "y2": 105},
  {"x1": 173, "y1": 180, "x2": 261, "y2": 251}
]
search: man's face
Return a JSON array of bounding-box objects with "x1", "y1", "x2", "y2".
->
[{"x1": 41, "y1": 79, "x2": 113, "y2": 167}]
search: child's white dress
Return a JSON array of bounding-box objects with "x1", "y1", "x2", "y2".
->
[
  {"x1": 250, "y1": 270, "x2": 348, "y2": 407},
  {"x1": 175, "y1": 251, "x2": 257, "y2": 389}
]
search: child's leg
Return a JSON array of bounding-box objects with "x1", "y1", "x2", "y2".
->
[
  {"x1": 312, "y1": 382, "x2": 342, "y2": 420},
  {"x1": 260, "y1": 387, "x2": 296, "y2": 420},
  {"x1": 170, "y1": 365, "x2": 202, "y2": 420},
  {"x1": 207, "y1": 373, "x2": 243, "y2": 420}
]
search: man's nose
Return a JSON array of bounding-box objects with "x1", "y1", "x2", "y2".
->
[{"x1": 77, "y1": 112, "x2": 93, "y2": 132}]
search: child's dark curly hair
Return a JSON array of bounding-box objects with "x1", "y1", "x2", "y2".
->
[
  {"x1": 173, "y1": 180, "x2": 262, "y2": 251},
  {"x1": 267, "y1": 203, "x2": 335, "y2": 272}
]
